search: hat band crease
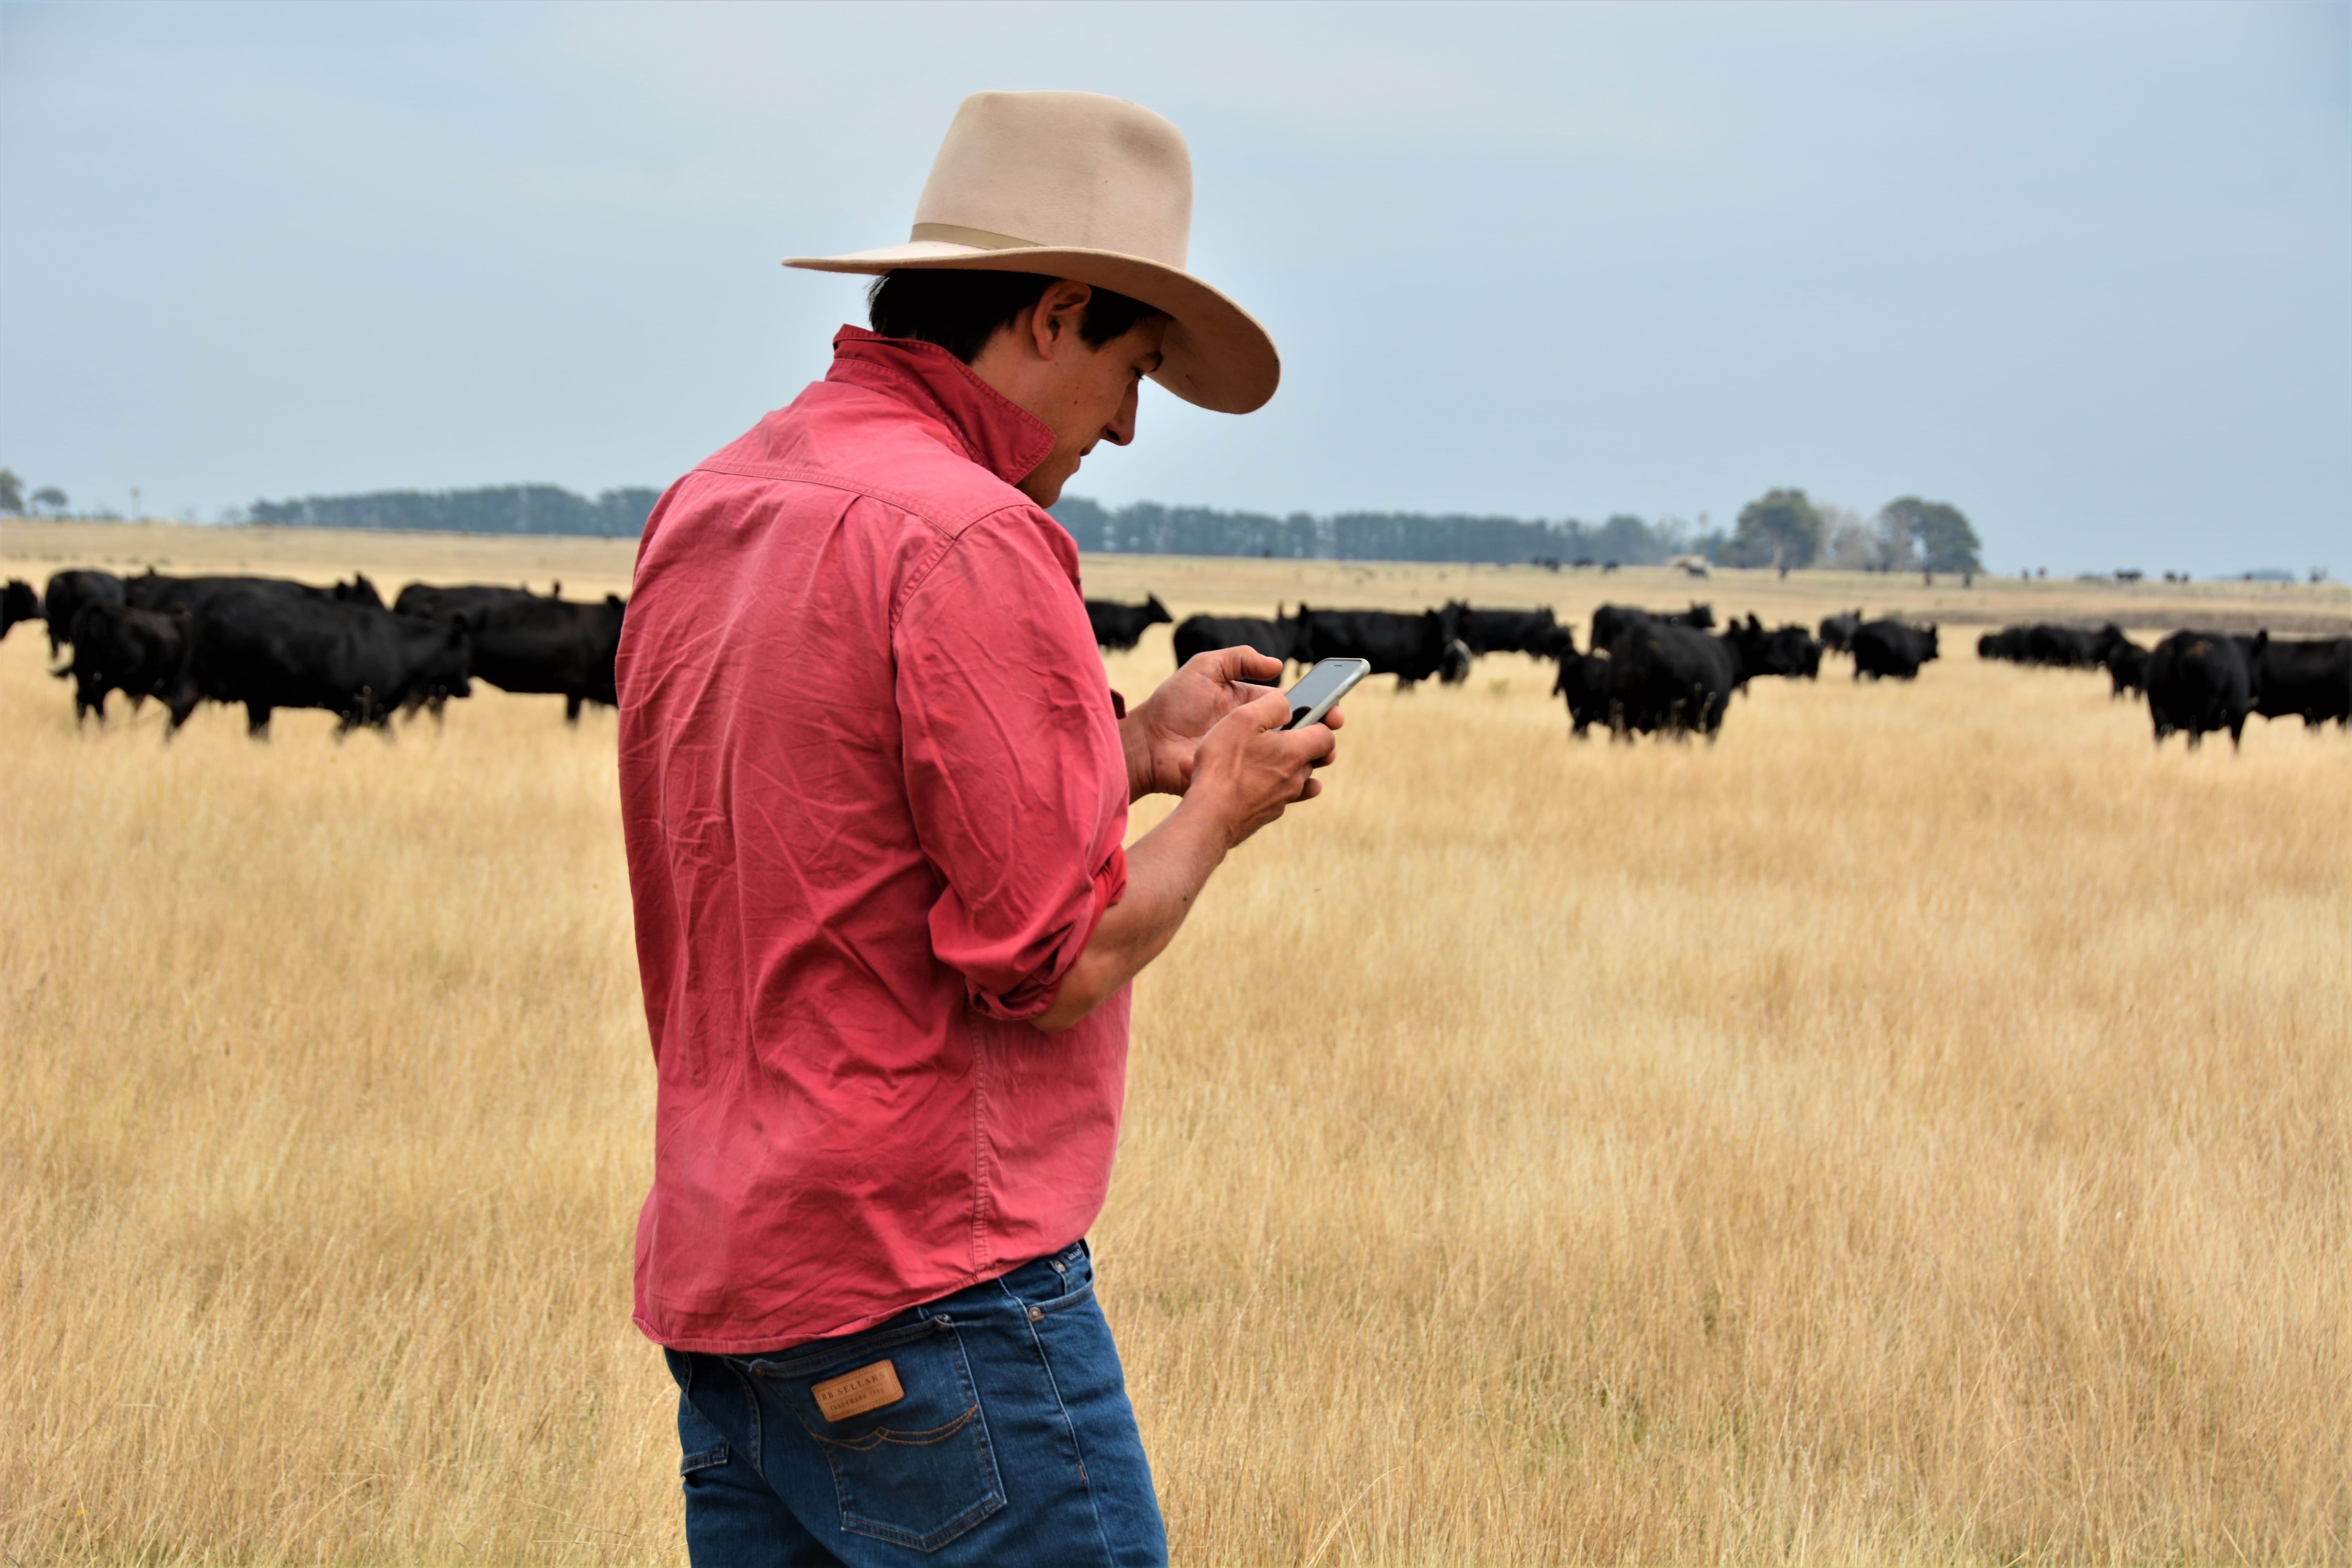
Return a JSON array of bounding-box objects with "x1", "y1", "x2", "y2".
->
[{"x1": 908, "y1": 221, "x2": 1040, "y2": 251}]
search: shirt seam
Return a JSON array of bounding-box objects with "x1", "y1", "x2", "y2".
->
[
  {"x1": 690, "y1": 459, "x2": 1013, "y2": 539},
  {"x1": 967, "y1": 1009, "x2": 994, "y2": 1278},
  {"x1": 891, "y1": 501, "x2": 1073, "y2": 633}
]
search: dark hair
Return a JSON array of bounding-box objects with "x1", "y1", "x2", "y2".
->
[{"x1": 866, "y1": 270, "x2": 1158, "y2": 364}]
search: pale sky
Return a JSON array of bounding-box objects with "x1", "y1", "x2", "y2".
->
[{"x1": 2, "y1": 1, "x2": 2345, "y2": 573}]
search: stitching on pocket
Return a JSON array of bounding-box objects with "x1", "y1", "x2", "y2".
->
[
  {"x1": 813, "y1": 1404, "x2": 979, "y2": 1453},
  {"x1": 679, "y1": 1446, "x2": 730, "y2": 1475},
  {"x1": 1029, "y1": 1280, "x2": 1098, "y2": 1319}
]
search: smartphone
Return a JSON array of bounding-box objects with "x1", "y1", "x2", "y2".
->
[{"x1": 1281, "y1": 658, "x2": 1369, "y2": 730}]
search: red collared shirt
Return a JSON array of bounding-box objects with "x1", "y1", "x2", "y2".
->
[{"x1": 617, "y1": 327, "x2": 1131, "y2": 1353}]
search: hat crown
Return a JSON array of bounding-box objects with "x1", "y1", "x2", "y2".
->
[{"x1": 912, "y1": 92, "x2": 1192, "y2": 270}]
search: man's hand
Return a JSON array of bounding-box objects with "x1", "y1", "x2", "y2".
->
[
  {"x1": 1121, "y1": 646, "x2": 1337, "y2": 801},
  {"x1": 1184, "y1": 688, "x2": 1339, "y2": 848},
  {"x1": 1034, "y1": 686, "x2": 1343, "y2": 1033}
]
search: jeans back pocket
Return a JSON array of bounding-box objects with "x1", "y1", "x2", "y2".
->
[{"x1": 759, "y1": 1318, "x2": 1005, "y2": 1552}]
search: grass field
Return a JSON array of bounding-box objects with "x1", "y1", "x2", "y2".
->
[{"x1": 3, "y1": 522, "x2": 2347, "y2": 1564}]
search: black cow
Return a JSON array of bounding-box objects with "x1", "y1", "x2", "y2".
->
[
  {"x1": 396, "y1": 584, "x2": 622, "y2": 721},
  {"x1": 166, "y1": 591, "x2": 473, "y2": 737},
  {"x1": 2105, "y1": 638, "x2": 2152, "y2": 700},
  {"x1": 1532, "y1": 622, "x2": 1580, "y2": 661},
  {"x1": 1454, "y1": 604, "x2": 1560, "y2": 657},
  {"x1": 1294, "y1": 604, "x2": 1471, "y2": 688},
  {"x1": 42, "y1": 569, "x2": 126, "y2": 655},
  {"x1": 1549, "y1": 632, "x2": 1615, "y2": 738},
  {"x1": 1588, "y1": 601, "x2": 1714, "y2": 651},
  {"x1": 2, "y1": 579, "x2": 41, "y2": 640},
  {"x1": 458, "y1": 594, "x2": 626, "y2": 723},
  {"x1": 1850, "y1": 621, "x2": 1940, "y2": 681},
  {"x1": 1734, "y1": 617, "x2": 1824, "y2": 680},
  {"x1": 1978, "y1": 626, "x2": 2032, "y2": 663},
  {"x1": 392, "y1": 582, "x2": 544, "y2": 621},
  {"x1": 1979, "y1": 622, "x2": 2126, "y2": 670},
  {"x1": 1171, "y1": 613, "x2": 1303, "y2": 670},
  {"x1": 2245, "y1": 636, "x2": 2351, "y2": 730},
  {"x1": 2147, "y1": 630, "x2": 2264, "y2": 750},
  {"x1": 1606, "y1": 620, "x2": 1743, "y2": 740},
  {"x1": 59, "y1": 603, "x2": 193, "y2": 725},
  {"x1": 129, "y1": 570, "x2": 385, "y2": 618},
  {"x1": 2025, "y1": 622, "x2": 2125, "y2": 669},
  {"x1": 1818, "y1": 610, "x2": 1864, "y2": 654},
  {"x1": 1083, "y1": 594, "x2": 1172, "y2": 652}
]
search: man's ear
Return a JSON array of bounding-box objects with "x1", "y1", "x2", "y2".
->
[{"x1": 1028, "y1": 280, "x2": 1095, "y2": 358}]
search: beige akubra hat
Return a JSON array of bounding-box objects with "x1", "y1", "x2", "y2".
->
[{"x1": 784, "y1": 90, "x2": 1279, "y2": 415}]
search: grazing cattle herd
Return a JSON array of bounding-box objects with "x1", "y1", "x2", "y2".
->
[
  {"x1": 1977, "y1": 616, "x2": 2351, "y2": 748},
  {"x1": 3, "y1": 566, "x2": 2343, "y2": 754},
  {"x1": 3, "y1": 567, "x2": 622, "y2": 736},
  {"x1": 1107, "y1": 591, "x2": 2340, "y2": 750}
]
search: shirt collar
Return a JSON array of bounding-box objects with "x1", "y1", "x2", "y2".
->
[{"x1": 825, "y1": 325, "x2": 1057, "y2": 488}]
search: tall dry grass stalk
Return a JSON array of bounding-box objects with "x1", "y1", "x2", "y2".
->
[{"x1": 2, "y1": 530, "x2": 2347, "y2": 1564}]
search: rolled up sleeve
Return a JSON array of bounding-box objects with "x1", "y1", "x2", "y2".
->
[{"x1": 895, "y1": 506, "x2": 1131, "y2": 1021}]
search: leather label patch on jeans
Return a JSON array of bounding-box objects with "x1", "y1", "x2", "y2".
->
[{"x1": 813, "y1": 1359, "x2": 905, "y2": 1423}]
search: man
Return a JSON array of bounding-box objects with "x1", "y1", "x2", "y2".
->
[{"x1": 617, "y1": 91, "x2": 1339, "y2": 1566}]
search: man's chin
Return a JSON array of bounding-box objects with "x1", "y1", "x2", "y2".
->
[{"x1": 1019, "y1": 461, "x2": 1078, "y2": 508}]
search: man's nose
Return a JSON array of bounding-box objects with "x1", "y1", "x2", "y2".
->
[{"x1": 1103, "y1": 384, "x2": 1140, "y2": 447}]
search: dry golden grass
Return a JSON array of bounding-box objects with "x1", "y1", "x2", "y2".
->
[{"x1": 2, "y1": 523, "x2": 2347, "y2": 1564}]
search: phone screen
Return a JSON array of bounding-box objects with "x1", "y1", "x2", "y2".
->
[{"x1": 1282, "y1": 659, "x2": 1369, "y2": 730}]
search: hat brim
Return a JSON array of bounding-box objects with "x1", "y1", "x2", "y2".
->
[{"x1": 783, "y1": 242, "x2": 1278, "y2": 416}]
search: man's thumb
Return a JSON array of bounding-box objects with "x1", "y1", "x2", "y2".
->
[{"x1": 1238, "y1": 689, "x2": 1294, "y2": 731}]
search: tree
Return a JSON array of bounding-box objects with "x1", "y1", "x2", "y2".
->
[
  {"x1": 1818, "y1": 504, "x2": 1872, "y2": 569},
  {"x1": 1878, "y1": 496, "x2": 1980, "y2": 574},
  {"x1": 32, "y1": 486, "x2": 67, "y2": 515},
  {"x1": 1726, "y1": 488, "x2": 1824, "y2": 569},
  {"x1": 1871, "y1": 505, "x2": 1916, "y2": 571},
  {"x1": 0, "y1": 468, "x2": 22, "y2": 514}
]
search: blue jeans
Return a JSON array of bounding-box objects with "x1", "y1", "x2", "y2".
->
[{"x1": 664, "y1": 1241, "x2": 1167, "y2": 1566}]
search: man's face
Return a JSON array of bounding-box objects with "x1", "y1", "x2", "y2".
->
[{"x1": 1019, "y1": 314, "x2": 1168, "y2": 507}]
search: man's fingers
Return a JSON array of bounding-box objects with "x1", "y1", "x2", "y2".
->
[
  {"x1": 1202, "y1": 645, "x2": 1283, "y2": 686},
  {"x1": 1235, "y1": 689, "x2": 1295, "y2": 731},
  {"x1": 1291, "y1": 718, "x2": 1339, "y2": 763}
]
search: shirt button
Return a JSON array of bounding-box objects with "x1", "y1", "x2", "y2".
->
[{"x1": 1027, "y1": 1306, "x2": 1044, "y2": 1322}]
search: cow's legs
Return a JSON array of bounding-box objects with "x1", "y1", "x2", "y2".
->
[
  {"x1": 245, "y1": 702, "x2": 272, "y2": 738},
  {"x1": 566, "y1": 693, "x2": 583, "y2": 725}
]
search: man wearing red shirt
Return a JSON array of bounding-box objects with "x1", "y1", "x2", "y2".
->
[{"x1": 617, "y1": 93, "x2": 1336, "y2": 1566}]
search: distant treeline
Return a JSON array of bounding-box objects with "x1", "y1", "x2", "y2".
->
[
  {"x1": 1048, "y1": 497, "x2": 1708, "y2": 565},
  {"x1": 237, "y1": 483, "x2": 1704, "y2": 565},
  {"x1": 247, "y1": 485, "x2": 663, "y2": 538}
]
